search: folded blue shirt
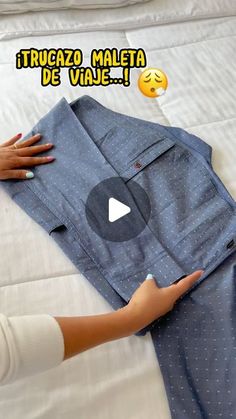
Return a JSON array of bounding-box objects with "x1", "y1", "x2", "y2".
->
[{"x1": 2, "y1": 95, "x2": 236, "y2": 418}]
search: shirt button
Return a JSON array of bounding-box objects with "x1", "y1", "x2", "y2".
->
[{"x1": 134, "y1": 161, "x2": 142, "y2": 169}]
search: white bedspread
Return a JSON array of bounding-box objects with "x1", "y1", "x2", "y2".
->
[{"x1": 0, "y1": 1, "x2": 235, "y2": 418}]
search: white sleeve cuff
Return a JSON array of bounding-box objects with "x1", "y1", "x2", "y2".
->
[{"x1": 0, "y1": 313, "x2": 65, "y2": 385}]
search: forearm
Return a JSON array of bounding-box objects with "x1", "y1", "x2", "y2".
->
[
  {"x1": 55, "y1": 306, "x2": 134, "y2": 360},
  {"x1": 0, "y1": 308, "x2": 134, "y2": 386}
]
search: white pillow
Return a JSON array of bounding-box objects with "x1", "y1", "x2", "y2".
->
[{"x1": 0, "y1": 0, "x2": 149, "y2": 14}]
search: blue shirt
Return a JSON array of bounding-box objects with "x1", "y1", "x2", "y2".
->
[{"x1": 2, "y1": 95, "x2": 236, "y2": 418}]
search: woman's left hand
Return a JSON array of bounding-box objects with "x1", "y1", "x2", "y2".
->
[
  {"x1": 125, "y1": 270, "x2": 204, "y2": 333},
  {"x1": 0, "y1": 133, "x2": 54, "y2": 180}
]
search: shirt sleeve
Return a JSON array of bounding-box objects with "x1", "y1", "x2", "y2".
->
[{"x1": 0, "y1": 313, "x2": 65, "y2": 386}]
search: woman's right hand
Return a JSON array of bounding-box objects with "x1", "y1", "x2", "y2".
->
[
  {"x1": 0, "y1": 133, "x2": 54, "y2": 180},
  {"x1": 125, "y1": 270, "x2": 204, "y2": 333}
]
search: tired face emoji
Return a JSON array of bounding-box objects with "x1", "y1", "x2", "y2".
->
[{"x1": 138, "y1": 68, "x2": 168, "y2": 98}]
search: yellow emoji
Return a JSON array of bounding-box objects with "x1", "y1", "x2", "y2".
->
[{"x1": 138, "y1": 68, "x2": 168, "y2": 98}]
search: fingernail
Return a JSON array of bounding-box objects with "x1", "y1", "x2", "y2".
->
[
  {"x1": 17, "y1": 133, "x2": 22, "y2": 138},
  {"x1": 34, "y1": 133, "x2": 41, "y2": 138},
  {"x1": 46, "y1": 156, "x2": 55, "y2": 161},
  {"x1": 26, "y1": 172, "x2": 34, "y2": 179},
  {"x1": 146, "y1": 273, "x2": 154, "y2": 280},
  {"x1": 46, "y1": 143, "x2": 53, "y2": 147}
]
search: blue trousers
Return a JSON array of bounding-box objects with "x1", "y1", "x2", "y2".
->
[{"x1": 2, "y1": 96, "x2": 236, "y2": 418}]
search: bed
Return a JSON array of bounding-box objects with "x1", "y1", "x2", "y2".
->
[{"x1": 0, "y1": 0, "x2": 235, "y2": 418}]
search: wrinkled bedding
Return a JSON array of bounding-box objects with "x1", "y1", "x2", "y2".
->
[{"x1": 0, "y1": 1, "x2": 235, "y2": 418}]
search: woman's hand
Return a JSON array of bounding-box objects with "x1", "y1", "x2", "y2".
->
[
  {"x1": 0, "y1": 133, "x2": 54, "y2": 180},
  {"x1": 55, "y1": 270, "x2": 204, "y2": 360},
  {"x1": 125, "y1": 270, "x2": 204, "y2": 333}
]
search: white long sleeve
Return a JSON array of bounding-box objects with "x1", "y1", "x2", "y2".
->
[{"x1": 0, "y1": 313, "x2": 65, "y2": 386}]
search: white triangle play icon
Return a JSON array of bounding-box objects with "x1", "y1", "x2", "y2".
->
[{"x1": 108, "y1": 197, "x2": 131, "y2": 223}]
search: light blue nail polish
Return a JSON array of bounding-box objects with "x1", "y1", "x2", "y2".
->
[
  {"x1": 26, "y1": 172, "x2": 34, "y2": 179},
  {"x1": 146, "y1": 273, "x2": 154, "y2": 280}
]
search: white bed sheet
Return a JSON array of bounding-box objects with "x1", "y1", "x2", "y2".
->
[{"x1": 0, "y1": 1, "x2": 236, "y2": 418}]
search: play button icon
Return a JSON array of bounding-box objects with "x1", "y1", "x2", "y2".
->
[
  {"x1": 85, "y1": 177, "x2": 151, "y2": 242},
  {"x1": 108, "y1": 198, "x2": 131, "y2": 222}
]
